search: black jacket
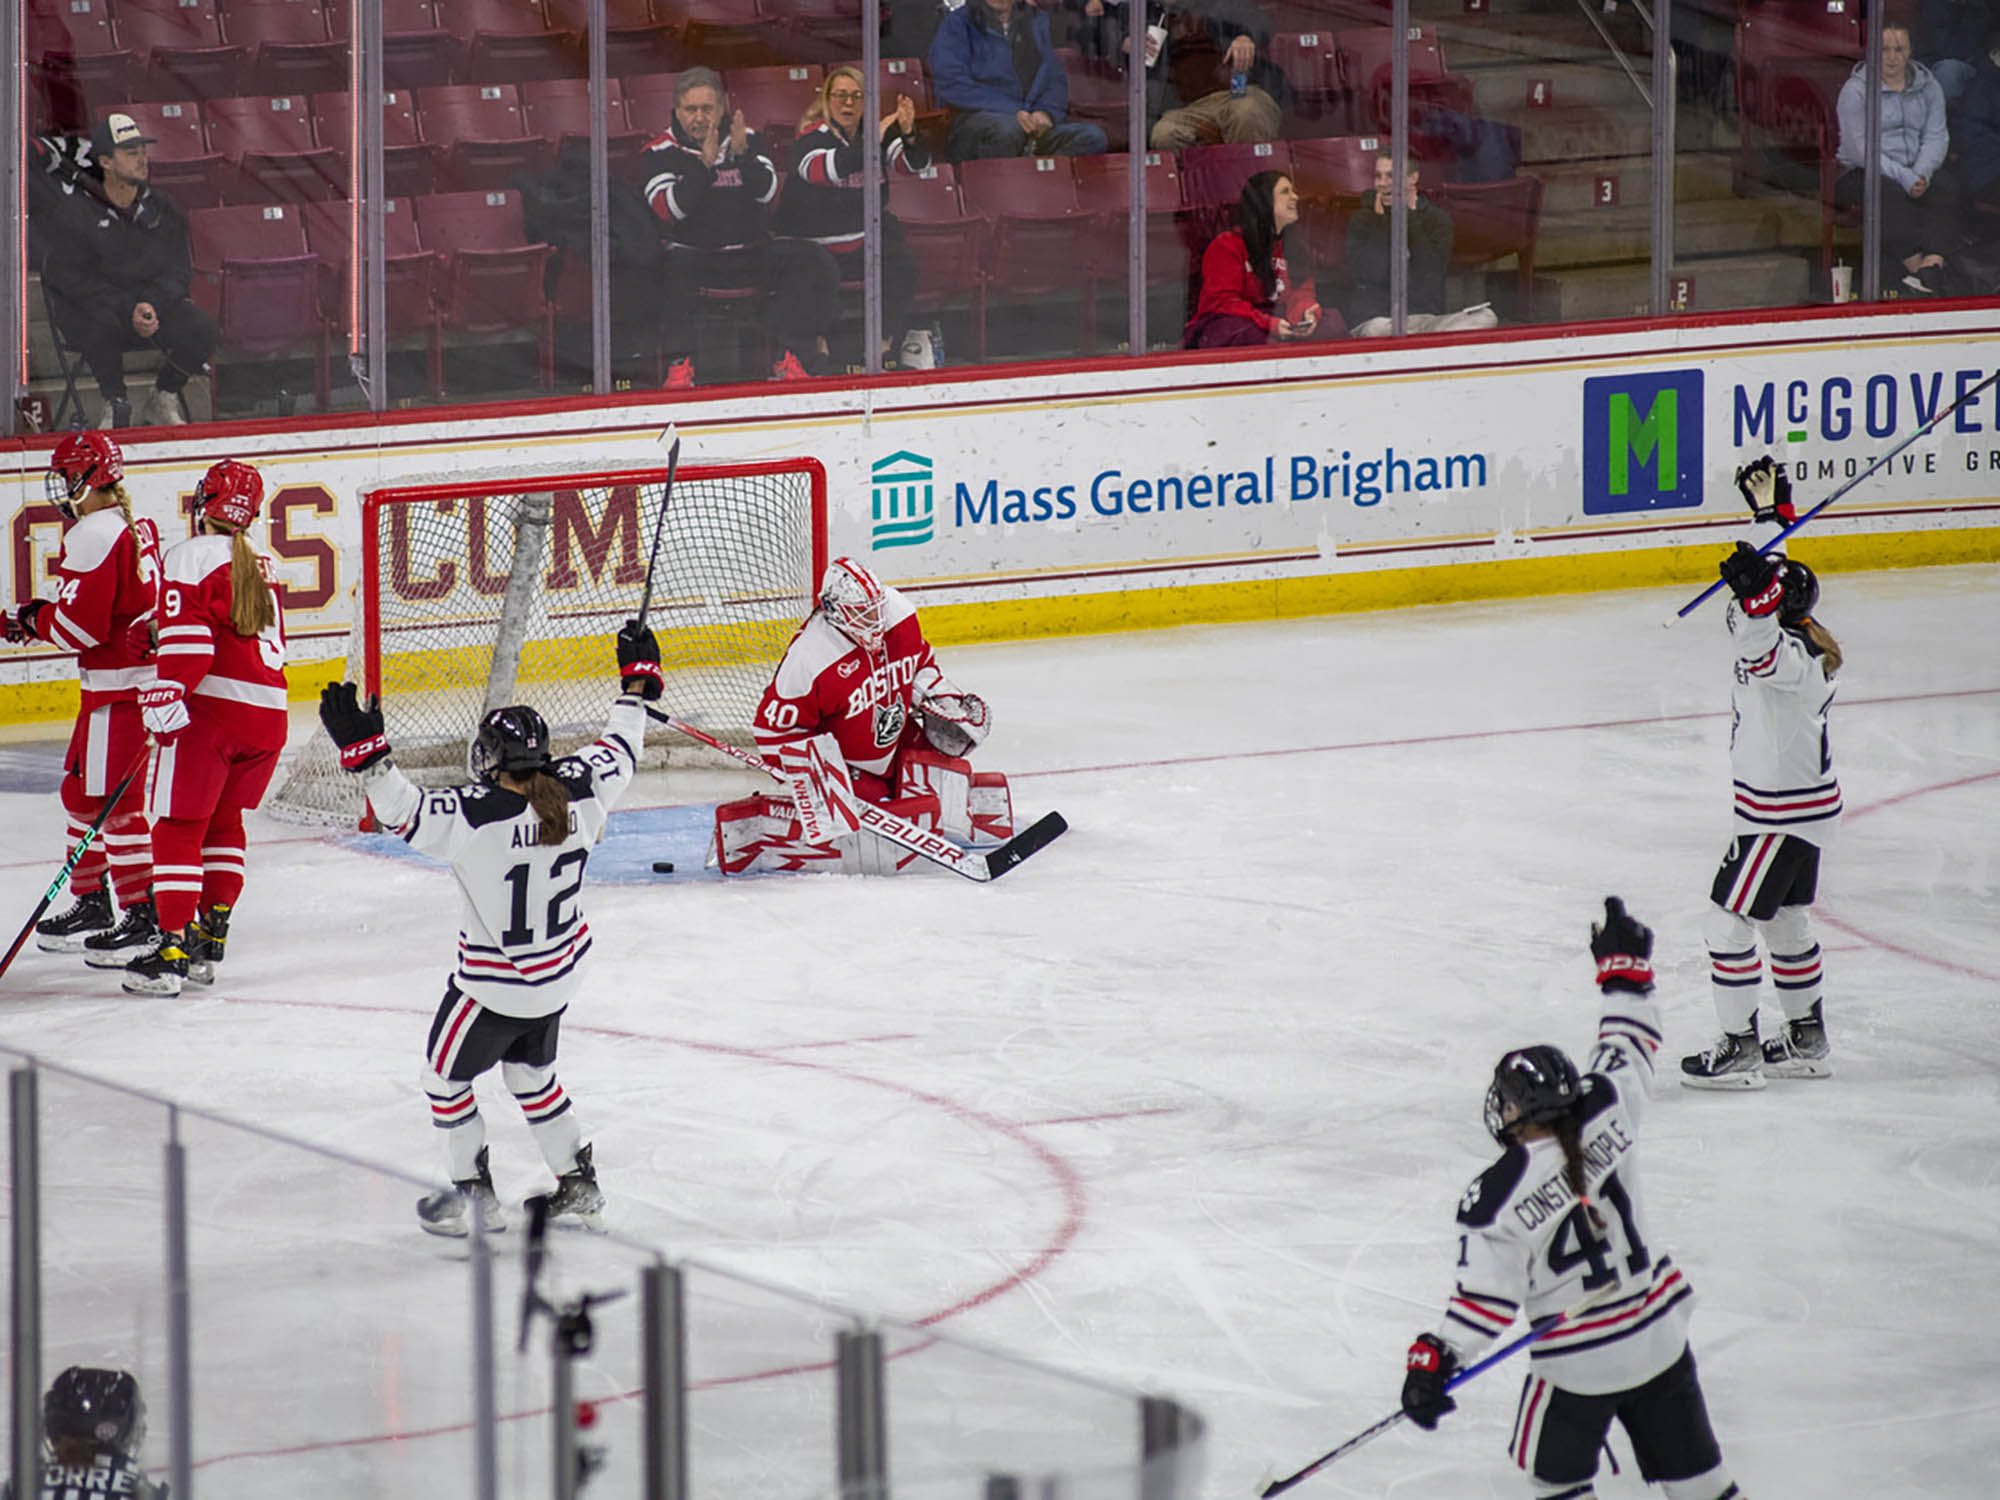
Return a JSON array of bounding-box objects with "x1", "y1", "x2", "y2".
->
[
  {"x1": 639, "y1": 119, "x2": 780, "y2": 250},
  {"x1": 39, "y1": 174, "x2": 194, "y2": 316},
  {"x1": 773, "y1": 119, "x2": 931, "y2": 245},
  {"x1": 1344, "y1": 196, "x2": 1455, "y2": 323}
]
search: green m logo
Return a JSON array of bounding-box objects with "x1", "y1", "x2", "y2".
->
[{"x1": 1583, "y1": 371, "x2": 1704, "y2": 513}]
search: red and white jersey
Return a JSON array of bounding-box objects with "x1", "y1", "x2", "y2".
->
[
  {"x1": 754, "y1": 589, "x2": 938, "y2": 781},
  {"x1": 155, "y1": 534, "x2": 289, "y2": 752},
  {"x1": 39, "y1": 507, "x2": 161, "y2": 711},
  {"x1": 1434, "y1": 987, "x2": 1691, "y2": 1397}
]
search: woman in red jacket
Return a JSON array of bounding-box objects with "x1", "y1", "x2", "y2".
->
[{"x1": 1184, "y1": 170, "x2": 1340, "y2": 348}]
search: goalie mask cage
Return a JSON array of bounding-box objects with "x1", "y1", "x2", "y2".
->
[{"x1": 271, "y1": 458, "x2": 828, "y2": 824}]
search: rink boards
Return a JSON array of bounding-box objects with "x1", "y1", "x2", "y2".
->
[{"x1": 4, "y1": 304, "x2": 1999, "y2": 724}]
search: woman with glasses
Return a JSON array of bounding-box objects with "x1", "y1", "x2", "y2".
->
[{"x1": 771, "y1": 68, "x2": 932, "y2": 376}]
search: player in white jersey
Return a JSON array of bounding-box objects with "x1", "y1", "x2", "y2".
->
[
  {"x1": 317, "y1": 622, "x2": 664, "y2": 1236},
  {"x1": 1400, "y1": 898, "x2": 1743, "y2": 1500},
  {"x1": 717, "y1": 556, "x2": 1014, "y2": 874},
  {"x1": 0, "y1": 1366, "x2": 164, "y2": 1500},
  {"x1": 1681, "y1": 458, "x2": 1842, "y2": 1091}
]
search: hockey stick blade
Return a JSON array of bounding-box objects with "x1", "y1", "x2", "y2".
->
[{"x1": 981, "y1": 810, "x2": 1068, "y2": 879}]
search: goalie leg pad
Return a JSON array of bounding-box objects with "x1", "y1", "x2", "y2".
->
[
  {"x1": 897, "y1": 747, "x2": 973, "y2": 842},
  {"x1": 714, "y1": 793, "x2": 845, "y2": 875},
  {"x1": 839, "y1": 792, "x2": 939, "y2": 874},
  {"x1": 969, "y1": 771, "x2": 1013, "y2": 844}
]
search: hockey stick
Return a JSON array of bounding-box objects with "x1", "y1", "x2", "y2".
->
[
  {"x1": 1258, "y1": 1285, "x2": 1623, "y2": 1498},
  {"x1": 634, "y1": 427, "x2": 681, "y2": 629},
  {"x1": 0, "y1": 750, "x2": 149, "y2": 983},
  {"x1": 640, "y1": 704, "x2": 1067, "y2": 882},
  {"x1": 1673, "y1": 368, "x2": 2000, "y2": 621}
]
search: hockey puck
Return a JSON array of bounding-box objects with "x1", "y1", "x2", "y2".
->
[{"x1": 651, "y1": 860, "x2": 676, "y2": 874}]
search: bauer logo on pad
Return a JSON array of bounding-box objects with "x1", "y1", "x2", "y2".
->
[{"x1": 1581, "y1": 370, "x2": 1704, "y2": 514}]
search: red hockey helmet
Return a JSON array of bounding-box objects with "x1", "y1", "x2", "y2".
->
[
  {"x1": 818, "y1": 556, "x2": 888, "y2": 652},
  {"x1": 193, "y1": 460, "x2": 264, "y2": 532},
  {"x1": 45, "y1": 431, "x2": 125, "y2": 517}
]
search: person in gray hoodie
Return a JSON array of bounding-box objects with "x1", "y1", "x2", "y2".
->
[{"x1": 1835, "y1": 22, "x2": 1964, "y2": 295}]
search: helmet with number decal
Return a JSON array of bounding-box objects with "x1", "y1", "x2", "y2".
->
[
  {"x1": 818, "y1": 557, "x2": 889, "y2": 653},
  {"x1": 471, "y1": 703, "x2": 553, "y2": 783},
  {"x1": 1482, "y1": 1044, "x2": 1581, "y2": 1145},
  {"x1": 45, "y1": 432, "x2": 125, "y2": 517},
  {"x1": 45, "y1": 1367, "x2": 145, "y2": 1459},
  {"x1": 193, "y1": 459, "x2": 264, "y2": 532}
]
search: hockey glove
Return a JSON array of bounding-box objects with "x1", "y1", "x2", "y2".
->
[
  {"x1": 1401, "y1": 1333, "x2": 1458, "y2": 1430},
  {"x1": 139, "y1": 680, "x2": 190, "y2": 741},
  {"x1": 318, "y1": 681, "x2": 390, "y2": 772},
  {"x1": 4, "y1": 600, "x2": 47, "y2": 645},
  {"x1": 1590, "y1": 895, "x2": 1654, "y2": 993},
  {"x1": 919, "y1": 691, "x2": 991, "y2": 758},
  {"x1": 1718, "y1": 542, "x2": 1784, "y2": 616},
  {"x1": 616, "y1": 619, "x2": 664, "y2": 701},
  {"x1": 1733, "y1": 456, "x2": 1797, "y2": 524}
]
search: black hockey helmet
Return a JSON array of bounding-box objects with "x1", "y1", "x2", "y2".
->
[
  {"x1": 1776, "y1": 556, "x2": 1819, "y2": 625},
  {"x1": 45, "y1": 1367, "x2": 144, "y2": 1456},
  {"x1": 1483, "y1": 1045, "x2": 1581, "y2": 1144},
  {"x1": 471, "y1": 704, "x2": 553, "y2": 783}
]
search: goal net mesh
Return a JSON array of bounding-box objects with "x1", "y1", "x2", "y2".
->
[{"x1": 271, "y1": 459, "x2": 827, "y2": 825}]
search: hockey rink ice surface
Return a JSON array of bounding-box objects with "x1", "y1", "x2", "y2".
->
[{"x1": 1, "y1": 563, "x2": 1997, "y2": 1499}]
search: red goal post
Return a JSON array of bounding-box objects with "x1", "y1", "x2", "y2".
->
[{"x1": 270, "y1": 457, "x2": 828, "y2": 825}]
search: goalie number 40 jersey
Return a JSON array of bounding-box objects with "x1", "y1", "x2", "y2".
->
[
  {"x1": 1435, "y1": 989, "x2": 1693, "y2": 1397},
  {"x1": 754, "y1": 588, "x2": 938, "y2": 782},
  {"x1": 360, "y1": 697, "x2": 644, "y2": 1019}
]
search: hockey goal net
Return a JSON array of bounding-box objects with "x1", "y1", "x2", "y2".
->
[{"x1": 271, "y1": 458, "x2": 828, "y2": 824}]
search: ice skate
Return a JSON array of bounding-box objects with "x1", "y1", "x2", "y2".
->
[
  {"x1": 35, "y1": 886, "x2": 113, "y2": 952},
  {"x1": 543, "y1": 1143, "x2": 604, "y2": 1231},
  {"x1": 417, "y1": 1146, "x2": 507, "y2": 1238},
  {"x1": 83, "y1": 897, "x2": 160, "y2": 969},
  {"x1": 1762, "y1": 1003, "x2": 1832, "y2": 1079},
  {"x1": 1680, "y1": 1028, "x2": 1766, "y2": 1091},
  {"x1": 122, "y1": 939, "x2": 189, "y2": 997},
  {"x1": 185, "y1": 904, "x2": 231, "y2": 987}
]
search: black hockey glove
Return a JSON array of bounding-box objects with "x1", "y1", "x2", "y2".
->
[
  {"x1": 1733, "y1": 456, "x2": 1797, "y2": 524},
  {"x1": 616, "y1": 619, "x2": 664, "y2": 701},
  {"x1": 1590, "y1": 895, "x2": 1654, "y2": 993},
  {"x1": 1718, "y1": 542, "x2": 1784, "y2": 617},
  {"x1": 3, "y1": 600, "x2": 47, "y2": 645},
  {"x1": 1402, "y1": 1333, "x2": 1458, "y2": 1430},
  {"x1": 318, "y1": 682, "x2": 390, "y2": 773}
]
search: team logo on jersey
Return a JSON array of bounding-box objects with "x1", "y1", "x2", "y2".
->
[
  {"x1": 838, "y1": 658, "x2": 860, "y2": 677},
  {"x1": 1582, "y1": 370, "x2": 1705, "y2": 514},
  {"x1": 872, "y1": 698, "x2": 905, "y2": 747}
]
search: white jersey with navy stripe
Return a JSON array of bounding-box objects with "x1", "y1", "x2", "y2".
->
[
  {"x1": 1724, "y1": 527, "x2": 1840, "y2": 843},
  {"x1": 1435, "y1": 987, "x2": 1693, "y2": 1397},
  {"x1": 360, "y1": 696, "x2": 644, "y2": 1019}
]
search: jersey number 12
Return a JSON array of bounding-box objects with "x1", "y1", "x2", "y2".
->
[{"x1": 499, "y1": 848, "x2": 587, "y2": 947}]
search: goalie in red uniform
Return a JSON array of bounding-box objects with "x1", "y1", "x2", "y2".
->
[
  {"x1": 123, "y1": 459, "x2": 288, "y2": 997},
  {"x1": 8, "y1": 432, "x2": 162, "y2": 966},
  {"x1": 716, "y1": 557, "x2": 1014, "y2": 874}
]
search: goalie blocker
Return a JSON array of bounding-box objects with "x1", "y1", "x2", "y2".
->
[{"x1": 716, "y1": 557, "x2": 1014, "y2": 875}]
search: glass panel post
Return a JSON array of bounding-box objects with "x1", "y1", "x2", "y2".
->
[
  {"x1": 863, "y1": 0, "x2": 883, "y2": 375},
  {"x1": 587, "y1": 0, "x2": 612, "y2": 395},
  {"x1": 1650, "y1": 0, "x2": 1674, "y2": 316},
  {"x1": 1861, "y1": 13, "x2": 1882, "y2": 300},
  {"x1": 1390, "y1": 0, "x2": 1410, "y2": 336},
  {"x1": 163, "y1": 1112, "x2": 192, "y2": 1500},
  {"x1": 356, "y1": 0, "x2": 388, "y2": 410},
  {"x1": 3, "y1": 0, "x2": 22, "y2": 436},
  {"x1": 642, "y1": 1259, "x2": 688, "y2": 1500},
  {"x1": 9, "y1": 1066, "x2": 40, "y2": 1500}
]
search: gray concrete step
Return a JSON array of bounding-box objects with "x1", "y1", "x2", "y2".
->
[
  {"x1": 1533, "y1": 195, "x2": 1783, "y2": 268},
  {"x1": 1528, "y1": 249, "x2": 1814, "y2": 320},
  {"x1": 1530, "y1": 150, "x2": 1738, "y2": 215}
]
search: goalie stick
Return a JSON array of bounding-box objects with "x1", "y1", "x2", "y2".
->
[
  {"x1": 1673, "y1": 368, "x2": 2000, "y2": 621},
  {"x1": 634, "y1": 428, "x2": 682, "y2": 628},
  {"x1": 0, "y1": 750, "x2": 149, "y2": 983},
  {"x1": 1258, "y1": 1282, "x2": 1627, "y2": 1497},
  {"x1": 641, "y1": 705, "x2": 1067, "y2": 882}
]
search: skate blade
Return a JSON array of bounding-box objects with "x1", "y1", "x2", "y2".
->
[
  {"x1": 185, "y1": 963, "x2": 216, "y2": 987},
  {"x1": 35, "y1": 933, "x2": 96, "y2": 953},
  {"x1": 121, "y1": 974, "x2": 183, "y2": 998},
  {"x1": 86, "y1": 946, "x2": 159, "y2": 970},
  {"x1": 1680, "y1": 1070, "x2": 1767, "y2": 1091},
  {"x1": 1766, "y1": 1057, "x2": 1832, "y2": 1079},
  {"x1": 546, "y1": 1208, "x2": 606, "y2": 1234}
]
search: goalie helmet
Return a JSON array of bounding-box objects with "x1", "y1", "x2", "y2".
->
[
  {"x1": 45, "y1": 1367, "x2": 145, "y2": 1457},
  {"x1": 1483, "y1": 1044, "x2": 1581, "y2": 1145},
  {"x1": 472, "y1": 703, "x2": 553, "y2": 783},
  {"x1": 1776, "y1": 557, "x2": 1819, "y2": 626},
  {"x1": 193, "y1": 459, "x2": 264, "y2": 532},
  {"x1": 45, "y1": 431, "x2": 124, "y2": 517},
  {"x1": 819, "y1": 557, "x2": 888, "y2": 653}
]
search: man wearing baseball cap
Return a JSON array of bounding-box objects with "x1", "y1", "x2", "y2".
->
[{"x1": 39, "y1": 111, "x2": 217, "y2": 428}]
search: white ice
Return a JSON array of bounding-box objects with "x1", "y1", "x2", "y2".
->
[{"x1": 1, "y1": 563, "x2": 1997, "y2": 1500}]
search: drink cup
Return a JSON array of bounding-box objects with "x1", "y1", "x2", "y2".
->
[
  {"x1": 1830, "y1": 261, "x2": 1853, "y2": 302},
  {"x1": 1145, "y1": 23, "x2": 1166, "y2": 66}
]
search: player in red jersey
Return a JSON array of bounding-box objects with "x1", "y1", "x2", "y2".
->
[
  {"x1": 124, "y1": 459, "x2": 288, "y2": 996},
  {"x1": 6, "y1": 432, "x2": 162, "y2": 963},
  {"x1": 715, "y1": 556, "x2": 1014, "y2": 874}
]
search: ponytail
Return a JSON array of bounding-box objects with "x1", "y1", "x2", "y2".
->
[
  {"x1": 522, "y1": 769, "x2": 572, "y2": 847},
  {"x1": 108, "y1": 482, "x2": 148, "y2": 594},
  {"x1": 226, "y1": 528, "x2": 276, "y2": 638},
  {"x1": 1800, "y1": 617, "x2": 1843, "y2": 676},
  {"x1": 1553, "y1": 1113, "x2": 1606, "y2": 1233}
]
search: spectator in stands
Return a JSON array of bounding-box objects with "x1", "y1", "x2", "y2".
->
[
  {"x1": 1917, "y1": 0, "x2": 1990, "y2": 100},
  {"x1": 1184, "y1": 171, "x2": 1336, "y2": 347},
  {"x1": 39, "y1": 112, "x2": 217, "y2": 429},
  {"x1": 930, "y1": 0, "x2": 1109, "y2": 159},
  {"x1": 1345, "y1": 154, "x2": 1498, "y2": 336},
  {"x1": 640, "y1": 67, "x2": 784, "y2": 388},
  {"x1": 1954, "y1": 24, "x2": 2000, "y2": 206},
  {"x1": 1836, "y1": 22, "x2": 1965, "y2": 296},
  {"x1": 771, "y1": 68, "x2": 933, "y2": 376},
  {"x1": 1077, "y1": 0, "x2": 1284, "y2": 148}
]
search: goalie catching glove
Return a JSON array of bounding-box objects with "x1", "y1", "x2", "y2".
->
[
  {"x1": 616, "y1": 619, "x2": 663, "y2": 701},
  {"x1": 918, "y1": 691, "x2": 991, "y2": 758},
  {"x1": 318, "y1": 682, "x2": 390, "y2": 772}
]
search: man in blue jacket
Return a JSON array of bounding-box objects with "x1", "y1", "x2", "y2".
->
[{"x1": 930, "y1": 0, "x2": 1109, "y2": 160}]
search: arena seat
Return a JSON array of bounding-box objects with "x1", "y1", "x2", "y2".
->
[
  {"x1": 414, "y1": 188, "x2": 557, "y2": 390},
  {"x1": 418, "y1": 82, "x2": 553, "y2": 192},
  {"x1": 220, "y1": 0, "x2": 347, "y2": 95},
  {"x1": 187, "y1": 201, "x2": 331, "y2": 408},
  {"x1": 206, "y1": 93, "x2": 344, "y2": 203}
]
